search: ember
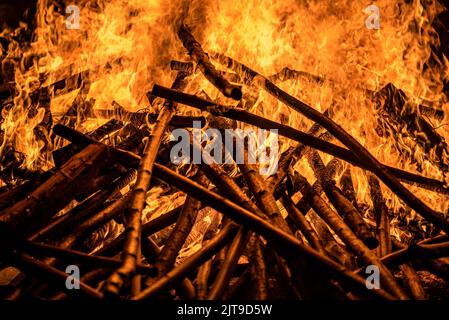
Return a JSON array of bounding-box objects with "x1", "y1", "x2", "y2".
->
[{"x1": 0, "y1": 0, "x2": 449, "y2": 302}]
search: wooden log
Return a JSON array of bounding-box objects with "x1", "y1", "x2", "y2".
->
[
  {"x1": 150, "y1": 85, "x2": 449, "y2": 196},
  {"x1": 340, "y1": 168, "x2": 361, "y2": 212},
  {"x1": 267, "y1": 116, "x2": 325, "y2": 192},
  {"x1": 0, "y1": 170, "x2": 53, "y2": 211},
  {"x1": 192, "y1": 142, "x2": 270, "y2": 221},
  {"x1": 105, "y1": 72, "x2": 187, "y2": 297},
  {"x1": 140, "y1": 236, "x2": 196, "y2": 300},
  {"x1": 170, "y1": 60, "x2": 241, "y2": 83},
  {"x1": 234, "y1": 141, "x2": 291, "y2": 234},
  {"x1": 399, "y1": 264, "x2": 427, "y2": 300},
  {"x1": 294, "y1": 158, "x2": 341, "y2": 214},
  {"x1": 292, "y1": 172, "x2": 407, "y2": 299},
  {"x1": 132, "y1": 222, "x2": 239, "y2": 300},
  {"x1": 52, "y1": 119, "x2": 123, "y2": 167},
  {"x1": 367, "y1": 174, "x2": 392, "y2": 257},
  {"x1": 178, "y1": 25, "x2": 242, "y2": 100},
  {"x1": 367, "y1": 174, "x2": 426, "y2": 299},
  {"x1": 209, "y1": 55, "x2": 449, "y2": 235},
  {"x1": 151, "y1": 173, "x2": 208, "y2": 277},
  {"x1": 207, "y1": 228, "x2": 251, "y2": 299},
  {"x1": 281, "y1": 193, "x2": 326, "y2": 254},
  {"x1": 0, "y1": 143, "x2": 111, "y2": 235},
  {"x1": 248, "y1": 235, "x2": 268, "y2": 300},
  {"x1": 18, "y1": 241, "x2": 156, "y2": 275},
  {"x1": 29, "y1": 169, "x2": 135, "y2": 242},
  {"x1": 80, "y1": 106, "x2": 207, "y2": 129},
  {"x1": 308, "y1": 150, "x2": 378, "y2": 249},
  {"x1": 54, "y1": 185, "x2": 134, "y2": 250},
  {"x1": 5, "y1": 252, "x2": 103, "y2": 300},
  {"x1": 95, "y1": 206, "x2": 182, "y2": 258},
  {"x1": 196, "y1": 213, "x2": 221, "y2": 299}
]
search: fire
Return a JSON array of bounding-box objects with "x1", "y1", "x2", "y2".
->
[{"x1": 0, "y1": 0, "x2": 448, "y2": 240}]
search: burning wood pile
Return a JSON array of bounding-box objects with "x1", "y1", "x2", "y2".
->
[{"x1": 1, "y1": 0, "x2": 449, "y2": 300}]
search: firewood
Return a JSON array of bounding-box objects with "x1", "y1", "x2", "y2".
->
[
  {"x1": 367, "y1": 174, "x2": 392, "y2": 257},
  {"x1": 271, "y1": 249, "x2": 304, "y2": 299},
  {"x1": 170, "y1": 60, "x2": 241, "y2": 83},
  {"x1": 55, "y1": 185, "x2": 134, "y2": 250},
  {"x1": 105, "y1": 72, "x2": 187, "y2": 297},
  {"x1": 292, "y1": 172, "x2": 407, "y2": 298},
  {"x1": 399, "y1": 264, "x2": 428, "y2": 300},
  {"x1": 0, "y1": 143, "x2": 111, "y2": 235},
  {"x1": 267, "y1": 117, "x2": 325, "y2": 192},
  {"x1": 49, "y1": 126, "x2": 393, "y2": 299},
  {"x1": 178, "y1": 25, "x2": 242, "y2": 100},
  {"x1": 234, "y1": 141, "x2": 291, "y2": 234},
  {"x1": 96, "y1": 206, "x2": 183, "y2": 258},
  {"x1": 210, "y1": 54, "x2": 449, "y2": 235},
  {"x1": 150, "y1": 173, "x2": 208, "y2": 278},
  {"x1": 17, "y1": 241, "x2": 156, "y2": 276},
  {"x1": 207, "y1": 228, "x2": 251, "y2": 300},
  {"x1": 83, "y1": 106, "x2": 207, "y2": 129},
  {"x1": 196, "y1": 214, "x2": 221, "y2": 299},
  {"x1": 192, "y1": 142, "x2": 271, "y2": 221},
  {"x1": 150, "y1": 85, "x2": 449, "y2": 196},
  {"x1": 28, "y1": 169, "x2": 135, "y2": 242},
  {"x1": 367, "y1": 174, "x2": 427, "y2": 299},
  {"x1": 151, "y1": 163, "x2": 394, "y2": 300},
  {"x1": 248, "y1": 236, "x2": 268, "y2": 300},
  {"x1": 340, "y1": 168, "x2": 361, "y2": 212},
  {"x1": 0, "y1": 170, "x2": 53, "y2": 211},
  {"x1": 308, "y1": 150, "x2": 378, "y2": 249},
  {"x1": 294, "y1": 158, "x2": 341, "y2": 214},
  {"x1": 52, "y1": 119, "x2": 123, "y2": 167},
  {"x1": 281, "y1": 193, "x2": 326, "y2": 254},
  {"x1": 132, "y1": 222, "x2": 239, "y2": 300},
  {"x1": 5, "y1": 251, "x2": 103, "y2": 300}
]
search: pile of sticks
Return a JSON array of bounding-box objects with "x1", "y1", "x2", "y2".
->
[{"x1": 1, "y1": 24, "x2": 449, "y2": 300}]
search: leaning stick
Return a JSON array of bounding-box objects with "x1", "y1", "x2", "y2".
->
[
  {"x1": 367, "y1": 174, "x2": 426, "y2": 299},
  {"x1": 234, "y1": 141, "x2": 291, "y2": 234},
  {"x1": 0, "y1": 143, "x2": 111, "y2": 235},
  {"x1": 149, "y1": 85, "x2": 449, "y2": 197},
  {"x1": 340, "y1": 168, "x2": 362, "y2": 212},
  {"x1": 294, "y1": 158, "x2": 342, "y2": 214},
  {"x1": 152, "y1": 173, "x2": 208, "y2": 277},
  {"x1": 105, "y1": 72, "x2": 187, "y2": 297},
  {"x1": 281, "y1": 193, "x2": 326, "y2": 254},
  {"x1": 196, "y1": 214, "x2": 221, "y2": 299},
  {"x1": 6, "y1": 252, "x2": 103, "y2": 300},
  {"x1": 367, "y1": 174, "x2": 392, "y2": 257},
  {"x1": 308, "y1": 150, "x2": 378, "y2": 249},
  {"x1": 207, "y1": 228, "x2": 251, "y2": 299},
  {"x1": 249, "y1": 236, "x2": 269, "y2": 299},
  {"x1": 209, "y1": 55, "x2": 449, "y2": 235},
  {"x1": 293, "y1": 172, "x2": 407, "y2": 299},
  {"x1": 399, "y1": 264, "x2": 427, "y2": 300},
  {"x1": 96, "y1": 206, "x2": 182, "y2": 257},
  {"x1": 19, "y1": 241, "x2": 156, "y2": 275},
  {"x1": 178, "y1": 25, "x2": 242, "y2": 100},
  {"x1": 133, "y1": 222, "x2": 239, "y2": 300}
]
